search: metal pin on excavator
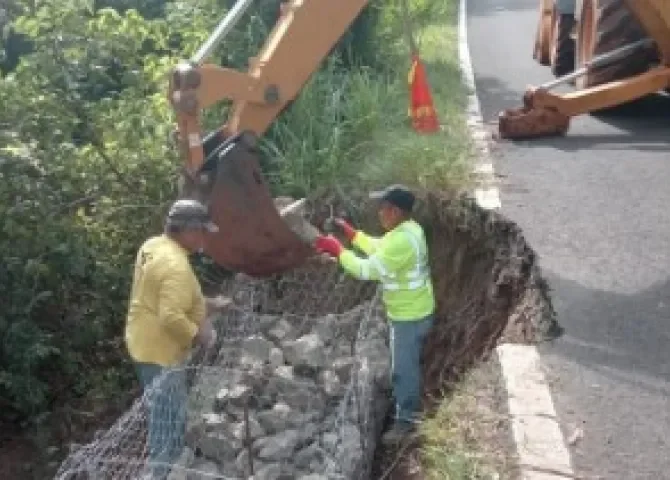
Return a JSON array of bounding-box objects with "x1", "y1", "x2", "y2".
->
[
  {"x1": 498, "y1": 0, "x2": 670, "y2": 140},
  {"x1": 168, "y1": 0, "x2": 370, "y2": 276}
]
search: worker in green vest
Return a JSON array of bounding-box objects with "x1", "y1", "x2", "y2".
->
[{"x1": 315, "y1": 184, "x2": 436, "y2": 445}]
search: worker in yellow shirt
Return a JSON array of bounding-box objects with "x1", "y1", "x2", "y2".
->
[
  {"x1": 314, "y1": 184, "x2": 435, "y2": 445},
  {"x1": 125, "y1": 198, "x2": 218, "y2": 480}
]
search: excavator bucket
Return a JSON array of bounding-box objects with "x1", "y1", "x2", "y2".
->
[
  {"x1": 179, "y1": 130, "x2": 316, "y2": 277},
  {"x1": 498, "y1": 89, "x2": 571, "y2": 139},
  {"x1": 168, "y1": 0, "x2": 374, "y2": 276}
]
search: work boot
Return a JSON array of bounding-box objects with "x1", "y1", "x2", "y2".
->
[{"x1": 381, "y1": 421, "x2": 417, "y2": 447}]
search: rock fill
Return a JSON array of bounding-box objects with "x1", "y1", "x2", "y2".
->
[{"x1": 169, "y1": 276, "x2": 391, "y2": 480}]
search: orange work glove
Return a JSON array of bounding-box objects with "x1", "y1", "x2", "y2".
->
[
  {"x1": 315, "y1": 235, "x2": 344, "y2": 257},
  {"x1": 333, "y1": 218, "x2": 357, "y2": 242}
]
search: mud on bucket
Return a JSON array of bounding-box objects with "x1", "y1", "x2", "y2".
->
[
  {"x1": 178, "y1": 130, "x2": 316, "y2": 277},
  {"x1": 497, "y1": 105, "x2": 571, "y2": 140}
]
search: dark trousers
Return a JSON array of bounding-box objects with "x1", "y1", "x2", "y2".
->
[{"x1": 389, "y1": 314, "x2": 434, "y2": 425}]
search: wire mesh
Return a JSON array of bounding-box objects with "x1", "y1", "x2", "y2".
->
[{"x1": 55, "y1": 258, "x2": 386, "y2": 480}]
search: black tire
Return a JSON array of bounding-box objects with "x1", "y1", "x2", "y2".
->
[
  {"x1": 550, "y1": 14, "x2": 576, "y2": 77},
  {"x1": 576, "y1": 0, "x2": 659, "y2": 89}
]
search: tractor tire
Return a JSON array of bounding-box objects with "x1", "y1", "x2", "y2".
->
[
  {"x1": 550, "y1": 14, "x2": 576, "y2": 76},
  {"x1": 576, "y1": 0, "x2": 660, "y2": 89},
  {"x1": 533, "y1": 1, "x2": 553, "y2": 65}
]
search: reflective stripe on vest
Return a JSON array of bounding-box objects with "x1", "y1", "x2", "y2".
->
[
  {"x1": 382, "y1": 223, "x2": 430, "y2": 292},
  {"x1": 358, "y1": 254, "x2": 396, "y2": 281}
]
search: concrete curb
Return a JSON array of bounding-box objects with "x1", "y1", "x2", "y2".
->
[{"x1": 457, "y1": 1, "x2": 575, "y2": 478}]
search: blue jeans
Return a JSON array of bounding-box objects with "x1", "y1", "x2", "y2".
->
[
  {"x1": 389, "y1": 314, "x2": 434, "y2": 425},
  {"x1": 136, "y1": 362, "x2": 187, "y2": 479}
]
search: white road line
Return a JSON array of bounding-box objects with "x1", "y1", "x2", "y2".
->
[
  {"x1": 458, "y1": 0, "x2": 501, "y2": 211},
  {"x1": 457, "y1": 1, "x2": 575, "y2": 478},
  {"x1": 497, "y1": 345, "x2": 575, "y2": 479}
]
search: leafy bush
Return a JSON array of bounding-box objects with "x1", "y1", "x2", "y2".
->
[{"x1": 0, "y1": 0, "x2": 445, "y2": 425}]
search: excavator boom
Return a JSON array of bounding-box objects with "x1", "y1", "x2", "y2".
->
[{"x1": 168, "y1": 0, "x2": 369, "y2": 276}]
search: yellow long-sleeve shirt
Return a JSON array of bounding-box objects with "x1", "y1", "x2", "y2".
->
[{"x1": 124, "y1": 234, "x2": 206, "y2": 367}]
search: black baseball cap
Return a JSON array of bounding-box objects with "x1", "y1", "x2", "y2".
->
[{"x1": 369, "y1": 184, "x2": 415, "y2": 212}]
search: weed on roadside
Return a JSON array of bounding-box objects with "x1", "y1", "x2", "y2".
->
[{"x1": 420, "y1": 359, "x2": 520, "y2": 480}]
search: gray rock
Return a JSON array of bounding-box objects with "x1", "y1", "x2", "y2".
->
[
  {"x1": 321, "y1": 432, "x2": 339, "y2": 452},
  {"x1": 199, "y1": 412, "x2": 228, "y2": 430},
  {"x1": 242, "y1": 335, "x2": 275, "y2": 362},
  {"x1": 313, "y1": 320, "x2": 335, "y2": 345},
  {"x1": 267, "y1": 366, "x2": 325, "y2": 411},
  {"x1": 214, "y1": 384, "x2": 251, "y2": 411},
  {"x1": 229, "y1": 416, "x2": 265, "y2": 442},
  {"x1": 333, "y1": 340, "x2": 354, "y2": 358},
  {"x1": 184, "y1": 458, "x2": 220, "y2": 480},
  {"x1": 283, "y1": 333, "x2": 326, "y2": 368},
  {"x1": 318, "y1": 370, "x2": 342, "y2": 397},
  {"x1": 256, "y1": 402, "x2": 292, "y2": 434},
  {"x1": 267, "y1": 318, "x2": 295, "y2": 342},
  {"x1": 331, "y1": 357, "x2": 355, "y2": 384},
  {"x1": 278, "y1": 381, "x2": 325, "y2": 411},
  {"x1": 165, "y1": 447, "x2": 195, "y2": 480},
  {"x1": 251, "y1": 462, "x2": 282, "y2": 480},
  {"x1": 294, "y1": 442, "x2": 325, "y2": 470},
  {"x1": 338, "y1": 424, "x2": 363, "y2": 470},
  {"x1": 274, "y1": 364, "x2": 294, "y2": 380},
  {"x1": 257, "y1": 429, "x2": 300, "y2": 461},
  {"x1": 269, "y1": 347, "x2": 284, "y2": 368},
  {"x1": 298, "y1": 475, "x2": 329, "y2": 480},
  {"x1": 235, "y1": 448, "x2": 252, "y2": 476},
  {"x1": 224, "y1": 406, "x2": 247, "y2": 422},
  {"x1": 197, "y1": 430, "x2": 241, "y2": 463},
  {"x1": 239, "y1": 354, "x2": 266, "y2": 377},
  {"x1": 296, "y1": 422, "x2": 319, "y2": 444}
]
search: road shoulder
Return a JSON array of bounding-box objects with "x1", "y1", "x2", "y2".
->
[{"x1": 459, "y1": 0, "x2": 576, "y2": 478}]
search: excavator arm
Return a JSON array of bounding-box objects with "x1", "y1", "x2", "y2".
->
[
  {"x1": 168, "y1": 0, "x2": 370, "y2": 277},
  {"x1": 170, "y1": 0, "x2": 370, "y2": 174}
]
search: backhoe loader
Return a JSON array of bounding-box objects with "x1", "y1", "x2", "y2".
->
[
  {"x1": 168, "y1": 0, "x2": 371, "y2": 277},
  {"x1": 498, "y1": 0, "x2": 670, "y2": 139}
]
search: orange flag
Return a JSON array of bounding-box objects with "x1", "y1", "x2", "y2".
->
[{"x1": 408, "y1": 54, "x2": 439, "y2": 133}]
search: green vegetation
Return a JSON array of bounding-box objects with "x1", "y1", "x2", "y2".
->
[
  {"x1": 0, "y1": 0, "x2": 476, "y2": 473},
  {"x1": 420, "y1": 360, "x2": 520, "y2": 480}
]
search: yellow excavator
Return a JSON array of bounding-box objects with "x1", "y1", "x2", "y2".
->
[
  {"x1": 168, "y1": 0, "x2": 372, "y2": 277},
  {"x1": 498, "y1": 0, "x2": 670, "y2": 139}
]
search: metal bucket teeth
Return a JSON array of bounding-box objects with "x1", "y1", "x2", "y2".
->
[
  {"x1": 498, "y1": 106, "x2": 570, "y2": 140},
  {"x1": 179, "y1": 131, "x2": 315, "y2": 277}
]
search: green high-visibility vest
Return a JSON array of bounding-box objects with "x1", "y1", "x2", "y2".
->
[{"x1": 339, "y1": 219, "x2": 435, "y2": 321}]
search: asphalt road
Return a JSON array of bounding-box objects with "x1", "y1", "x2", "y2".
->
[{"x1": 466, "y1": 1, "x2": 670, "y2": 479}]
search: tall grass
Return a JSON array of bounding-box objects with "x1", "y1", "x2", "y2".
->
[{"x1": 257, "y1": 0, "x2": 473, "y2": 198}]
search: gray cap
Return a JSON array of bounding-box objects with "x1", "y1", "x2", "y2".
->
[{"x1": 166, "y1": 199, "x2": 219, "y2": 233}]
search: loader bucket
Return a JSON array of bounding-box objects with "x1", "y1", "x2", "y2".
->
[
  {"x1": 497, "y1": 89, "x2": 571, "y2": 140},
  {"x1": 179, "y1": 130, "x2": 315, "y2": 277}
]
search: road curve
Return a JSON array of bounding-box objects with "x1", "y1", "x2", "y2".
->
[{"x1": 466, "y1": 1, "x2": 670, "y2": 479}]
